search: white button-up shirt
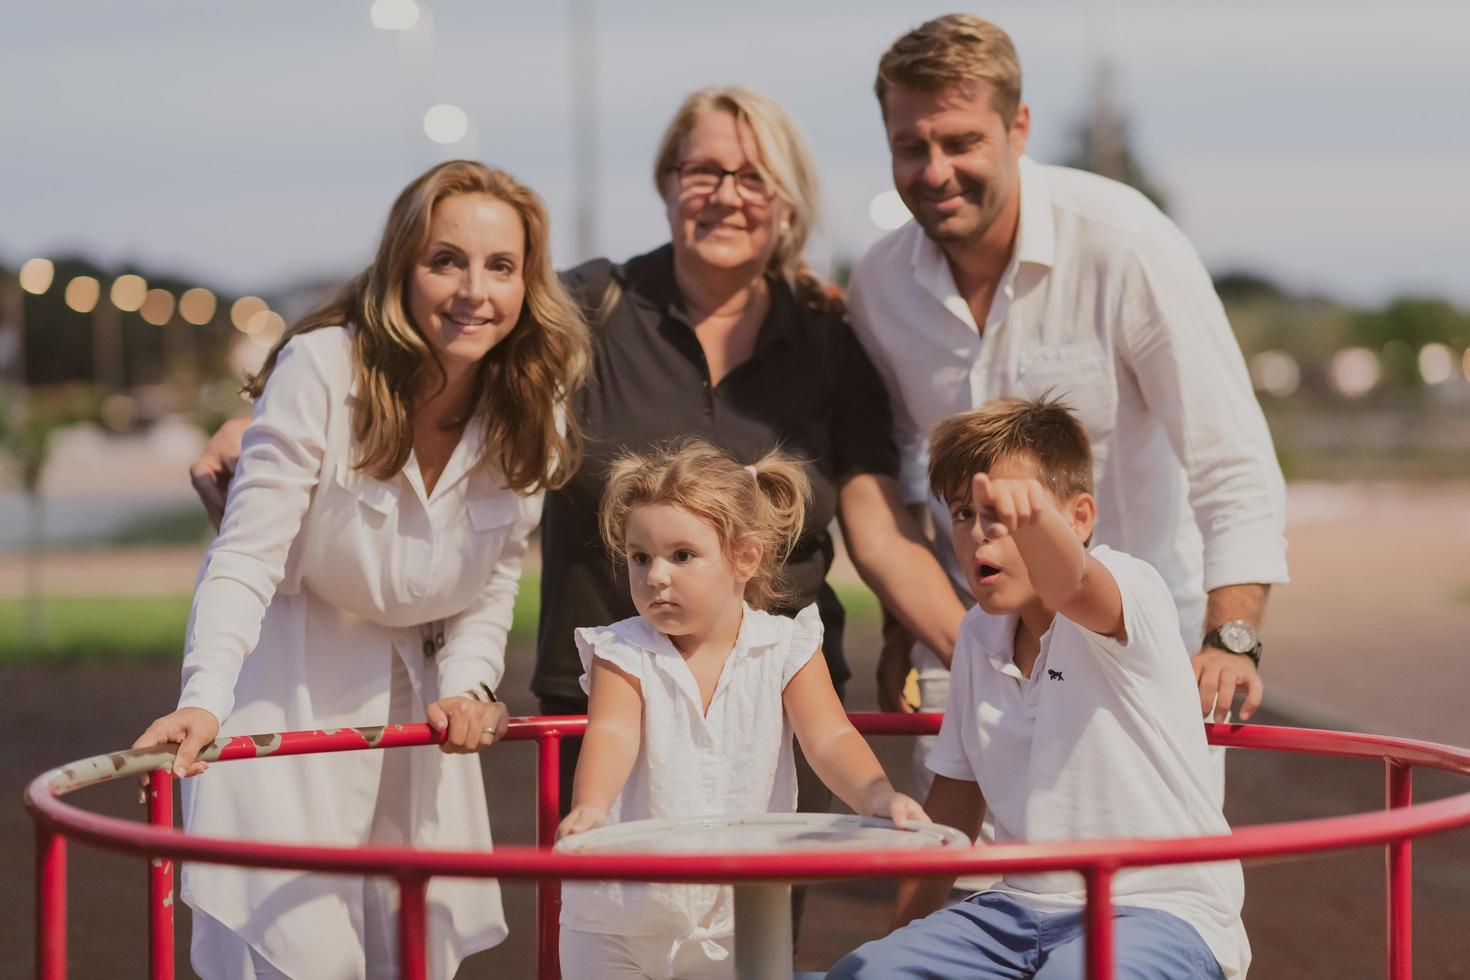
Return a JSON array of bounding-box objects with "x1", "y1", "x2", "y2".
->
[
  {"x1": 560, "y1": 604, "x2": 822, "y2": 950},
  {"x1": 848, "y1": 158, "x2": 1288, "y2": 643},
  {"x1": 176, "y1": 326, "x2": 538, "y2": 979}
]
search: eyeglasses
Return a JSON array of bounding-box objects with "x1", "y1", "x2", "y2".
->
[{"x1": 671, "y1": 160, "x2": 772, "y2": 201}]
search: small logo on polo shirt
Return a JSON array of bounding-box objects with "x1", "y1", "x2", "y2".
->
[{"x1": 1047, "y1": 669, "x2": 1064, "y2": 681}]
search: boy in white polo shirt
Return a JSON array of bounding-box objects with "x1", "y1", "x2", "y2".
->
[{"x1": 829, "y1": 397, "x2": 1247, "y2": 979}]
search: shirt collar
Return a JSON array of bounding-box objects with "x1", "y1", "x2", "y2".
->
[
  {"x1": 625, "y1": 602, "x2": 781, "y2": 660},
  {"x1": 967, "y1": 608, "x2": 1021, "y2": 673},
  {"x1": 637, "y1": 242, "x2": 799, "y2": 356},
  {"x1": 1013, "y1": 155, "x2": 1056, "y2": 271},
  {"x1": 907, "y1": 154, "x2": 1056, "y2": 310},
  {"x1": 733, "y1": 604, "x2": 783, "y2": 654}
]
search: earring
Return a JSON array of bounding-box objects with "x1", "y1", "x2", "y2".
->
[{"x1": 779, "y1": 220, "x2": 791, "y2": 232}]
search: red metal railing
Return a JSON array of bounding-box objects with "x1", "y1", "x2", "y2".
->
[{"x1": 26, "y1": 714, "x2": 1470, "y2": 980}]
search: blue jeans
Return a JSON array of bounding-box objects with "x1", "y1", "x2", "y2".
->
[{"x1": 826, "y1": 892, "x2": 1225, "y2": 979}]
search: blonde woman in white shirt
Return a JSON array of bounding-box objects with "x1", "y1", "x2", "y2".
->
[
  {"x1": 553, "y1": 440, "x2": 927, "y2": 980},
  {"x1": 132, "y1": 160, "x2": 589, "y2": 980}
]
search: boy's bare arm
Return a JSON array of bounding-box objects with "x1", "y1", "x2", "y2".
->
[
  {"x1": 971, "y1": 473, "x2": 1125, "y2": 640},
  {"x1": 891, "y1": 775, "x2": 985, "y2": 930}
]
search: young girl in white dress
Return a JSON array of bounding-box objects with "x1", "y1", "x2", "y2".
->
[
  {"x1": 132, "y1": 161, "x2": 589, "y2": 980},
  {"x1": 555, "y1": 439, "x2": 928, "y2": 979}
]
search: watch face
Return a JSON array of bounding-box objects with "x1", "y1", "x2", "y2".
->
[{"x1": 1220, "y1": 622, "x2": 1256, "y2": 654}]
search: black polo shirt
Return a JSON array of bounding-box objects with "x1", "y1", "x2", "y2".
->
[{"x1": 532, "y1": 244, "x2": 901, "y2": 703}]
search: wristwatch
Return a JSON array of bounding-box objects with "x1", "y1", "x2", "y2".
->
[{"x1": 1202, "y1": 620, "x2": 1262, "y2": 667}]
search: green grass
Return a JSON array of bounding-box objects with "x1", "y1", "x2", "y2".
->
[
  {"x1": 102, "y1": 506, "x2": 214, "y2": 548},
  {"x1": 0, "y1": 595, "x2": 195, "y2": 664},
  {"x1": 0, "y1": 576, "x2": 883, "y2": 665},
  {"x1": 832, "y1": 581, "x2": 881, "y2": 626}
]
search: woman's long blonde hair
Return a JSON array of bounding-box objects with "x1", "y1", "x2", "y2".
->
[
  {"x1": 599, "y1": 439, "x2": 811, "y2": 612},
  {"x1": 652, "y1": 86, "x2": 842, "y2": 315},
  {"x1": 247, "y1": 160, "x2": 589, "y2": 493}
]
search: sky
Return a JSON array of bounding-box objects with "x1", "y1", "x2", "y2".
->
[{"x1": 2, "y1": 0, "x2": 1468, "y2": 306}]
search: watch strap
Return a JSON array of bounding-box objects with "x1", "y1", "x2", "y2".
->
[{"x1": 1202, "y1": 626, "x2": 1262, "y2": 667}]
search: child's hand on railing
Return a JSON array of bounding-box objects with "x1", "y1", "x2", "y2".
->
[
  {"x1": 556, "y1": 804, "x2": 609, "y2": 842},
  {"x1": 868, "y1": 790, "x2": 930, "y2": 830}
]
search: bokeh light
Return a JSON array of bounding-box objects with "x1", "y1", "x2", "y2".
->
[
  {"x1": 64, "y1": 276, "x2": 101, "y2": 314},
  {"x1": 140, "y1": 288, "x2": 175, "y2": 326},
  {"x1": 179, "y1": 287, "x2": 218, "y2": 326},
  {"x1": 18, "y1": 258, "x2": 54, "y2": 295},
  {"x1": 109, "y1": 274, "x2": 148, "y2": 312},
  {"x1": 868, "y1": 190, "x2": 911, "y2": 231},
  {"x1": 1416, "y1": 343, "x2": 1454, "y2": 385},
  {"x1": 1249, "y1": 350, "x2": 1301, "y2": 398},
  {"x1": 423, "y1": 104, "x2": 469, "y2": 145},
  {"x1": 1329, "y1": 347, "x2": 1381, "y2": 398},
  {"x1": 230, "y1": 295, "x2": 269, "y2": 332},
  {"x1": 99, "y1": 394, "x2": 138, "y2": 432},
  {"x1": 244, "y1": 309, "x2": 286, "y2": 343},
  {"x1": 370, "y1": 0, "x2": 421, "y2": 30}
]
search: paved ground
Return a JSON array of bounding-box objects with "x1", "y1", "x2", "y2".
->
[{"x1": 5, "y1": 480, "x2": 1470, "y2": 977}]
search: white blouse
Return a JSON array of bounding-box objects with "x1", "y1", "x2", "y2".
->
[
  {"x1": 175, "y1": 326, "x2": 539, "y2": 980},
  {"x1": 559, "y1": 604, "x2": 822, "y2": 950}
]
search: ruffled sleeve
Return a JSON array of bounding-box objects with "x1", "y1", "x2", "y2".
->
[
  {"x1": 780, "y1": 603, "x2": 825, "y2": 688},
  {"x1": 574, "y1": 624, "x2": 648, "y2": 695}
]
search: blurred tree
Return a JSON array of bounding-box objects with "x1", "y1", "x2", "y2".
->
[
  {"x1": 1352, "y1": 297, "x2": 1470, "y2": 349},
  {"x1": 0, "y1": 385, "x2": 102, "y2": 646},
  {"x1": 1214, "y1": 271, "x2": 1288, "y2": 306},
  {"x1": 1060, "y1": 61, "x2": 1170, "y2": 214},
  {"x1": 1351, "y1": 298, "x2": 1470, "y2": 389}
]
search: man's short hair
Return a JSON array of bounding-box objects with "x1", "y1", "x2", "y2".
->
[
  {"x1": 874, "y1": 13, "x2": 1023, "y2": 127},
  {"x1": 928, "y1": 396, "x2": 1094, "y2": 504}
]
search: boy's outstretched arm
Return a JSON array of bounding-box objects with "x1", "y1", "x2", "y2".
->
[
  {"x1": 890, "y1": 775, "x2": 986, "y2": 930},
  {"x1": 971, "y1": 473, "x2": 1125, "y2": 641},
  {"x1": 784, "y1": 652, "x2": 928, "y2": 826},
  {"x1": 556, "y1": 657, "x2": 643, "y2": 840}
]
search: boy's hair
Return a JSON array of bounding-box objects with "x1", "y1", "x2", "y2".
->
[
  {"x1": 928, "y1": 396, "x2": 1093, "y2": 504},
  {"x1": 599, "y1": 439, "x2": 811, "y2": 612},
  {"x1": 874, "y1": 13, "x2": 1023, "y2": 127}
]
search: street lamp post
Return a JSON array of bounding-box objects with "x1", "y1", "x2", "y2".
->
[
  {"x1": 103, "y1": 274, "x2": 146, "y2": 392},
  {"x1": 1, "y1": 273, "x2": 24, "y2": 386},
  {"x1": 568, "y1": 0, "x2": 600, "y2": 262},
  {"x1": 8, "y1": 258, "x2": 58, "y2": 647},
  {"x1": 11, "y1": 258, "x2": 57, "y2": 386}
]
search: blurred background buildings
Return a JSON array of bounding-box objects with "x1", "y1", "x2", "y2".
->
[{"x1": 2, "y1": 0, "x2": 1467, "y2": 651}]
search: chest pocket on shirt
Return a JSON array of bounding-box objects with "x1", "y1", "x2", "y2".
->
[
  {"x1": 463, "y1": 493, "x2": 522, "y2": 568},
  {"x1": 1017, "y1": 343, "x2": 1117, "y2": 446},
  {"x1": 331, "y1": 463, "x2": 401, "y2": 529}
]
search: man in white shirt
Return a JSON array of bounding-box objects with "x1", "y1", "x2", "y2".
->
[{"x1": 847, "y1": 14, "x2": 1288, "y2": 739}]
